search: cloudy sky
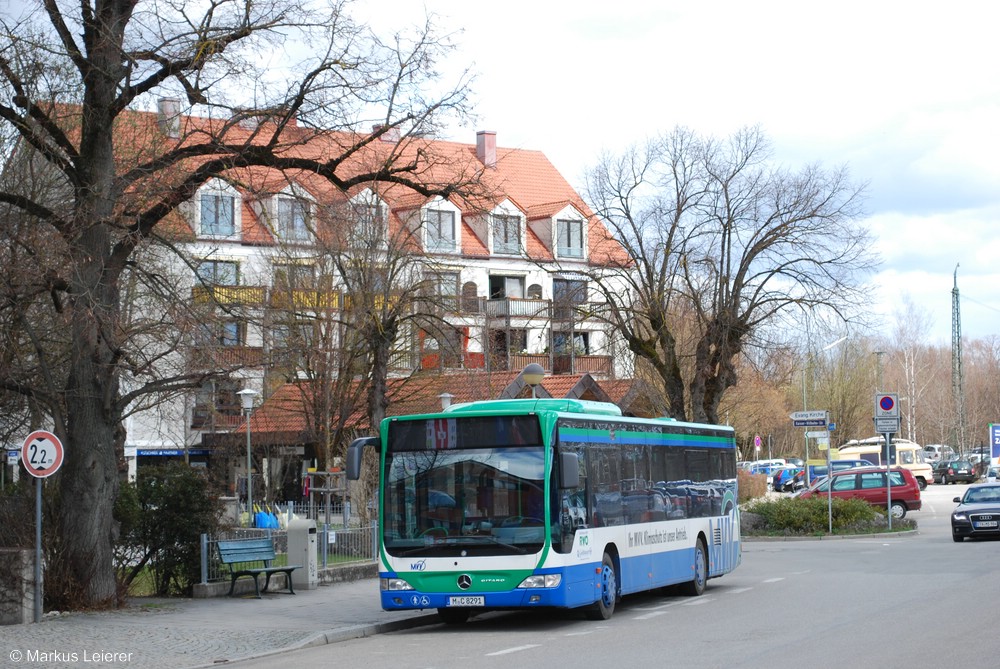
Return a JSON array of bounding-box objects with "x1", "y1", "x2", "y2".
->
[{"x1": 356, "y1": 0, "x2": 1000, "y2": 345}]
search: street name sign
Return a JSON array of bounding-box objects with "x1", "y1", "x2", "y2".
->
[
  {"x1": 791, "y1": 410, "x2": 828, "y2": 428},
  {"x1": 790, "y1": 410, "x2": 827, "y2": 421}
]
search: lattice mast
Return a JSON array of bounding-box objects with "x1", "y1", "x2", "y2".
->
[{"x1": 952, "y1": 265, "x2": 967, "y2": 452}]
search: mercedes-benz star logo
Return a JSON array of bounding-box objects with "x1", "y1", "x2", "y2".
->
[{"x1": 457, "y1": 574, "x2": 472, "y2": 590}]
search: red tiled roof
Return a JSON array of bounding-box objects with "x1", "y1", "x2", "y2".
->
[
  {"x1": 240, "y1": 371, "x2": 633, "y2": 436},
  {"x1": 109, "y1": 105, "x2": 629, "y2": 265}
]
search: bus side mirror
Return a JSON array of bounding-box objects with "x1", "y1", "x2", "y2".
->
[
  {"x1": 559, "y1": 451, "x2": 580, "y2": 489},
  {"x1": 346, "y1": 436, "x2": 379, "y2": 480}
]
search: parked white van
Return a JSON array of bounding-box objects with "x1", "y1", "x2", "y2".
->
[{"x1": 836, "y1": 437, "x2": 933, "y2": 490}]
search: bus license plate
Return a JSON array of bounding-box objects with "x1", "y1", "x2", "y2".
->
[
  {"x1": 448, "y1": 596, "x2": 484, "y2": 607},
  {"x1": 975, "y1": 521, "x2": 998, "y2": 528}
]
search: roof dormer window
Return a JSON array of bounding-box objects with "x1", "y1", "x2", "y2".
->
[
  {"x1": 337, "y1": 189, "x2": 388, "y2": 249},
  {"x1": 196, "y1": 180, "x2": 241, "y2": 239},
  {"x1": 426, "y1": 208, "x2": 456, "y2": 252},
  {"x1": 556, "y1": 218, "x2": 585, "y2": 259},
  {"x1": 275, "y1": 196, "x2": 311, "y2": 242},
  {"x1": 201, "y1": 193, "x2": 235, "y2": 237},
  {"x1": 492, "y1": 214, "x2": 521, "y2": 255}
]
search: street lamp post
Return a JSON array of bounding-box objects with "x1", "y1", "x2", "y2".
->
[
  {"x1": 237, "y1": 388, "x2": 258, "y2": 527},
  {"x1": 522, "y1": 363, "x2": 545, "y2": 399}
]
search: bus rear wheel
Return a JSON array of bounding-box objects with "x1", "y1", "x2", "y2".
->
[
  {"x1": 585, "y1": 552, "x2": 617, "y2": 620},
  {"x1": 680, "y1": 539, "x2": 708, "y2": 596}
]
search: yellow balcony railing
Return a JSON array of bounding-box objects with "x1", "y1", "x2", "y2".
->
[{"x1": 191, "y1": 285, "x2": 266, "y2": 306}]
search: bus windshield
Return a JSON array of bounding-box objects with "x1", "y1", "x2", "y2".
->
[{"x1": 382, "y1": 416, "x2": 547, "y2": 556}]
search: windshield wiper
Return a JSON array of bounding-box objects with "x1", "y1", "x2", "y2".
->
[
  {"x1": 454, "y1": 535, "x2": 529, "y2": 554},
  {"x1": 395, "y1": 535, "x2": 529, "y2": 556}
]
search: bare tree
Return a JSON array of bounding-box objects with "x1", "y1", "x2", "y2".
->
[
  {"x1": 0, "y1": 0, "x2": 478, "y2": 607},
  {"x1": 584, "y1": 125, "x2": 877, "y2": 424}
]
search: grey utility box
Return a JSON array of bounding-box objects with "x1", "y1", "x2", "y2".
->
[{"x1": 287, "y1": 518, "x2": 318, "y2": 590}]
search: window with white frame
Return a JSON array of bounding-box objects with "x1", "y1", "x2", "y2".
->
[
  {"x1": 271, "y1": 321, "x2": 312, "y2": 348},
  {"x1": 488, "y1": 275, "x2": 525, "y2": 299},
  {"x1": 427, "y1": 271, "x2": 459, "y2": 311},
  {"x1": 275, "y1": 196, "x2": 311, "y2": 242},
  {"x1": 196, "y1": 259, "x2": 238, "y2": 286},
  {"x1": 553, "y1": 278, "x2": 587, "y2": 319},
  {"x1": 356, "y1": 202, "x2": 386, "y2": 243},
  {"x1": 200, "y1": 192, "x2": 236, "y2": 237},
  {"x1": 192, "y1": 378, "x2": 242, "y2": 427},
  {"x1": 553, "y1": 331, "x2": 590, "y2": 355},
  {"x1": 492, "y1": 214, "x2": 521, "y2": 255},
  {"x1": 426, "y1": 209, "x2": 456, "y2": 252},
  {"x1": 273, "y1": 262, "x2": 315, "y2": 290},
  {"x1": 556, "y1": 218, "x2": 584, "y2": 258},
  {"x1": 196, "y1": 319, "x2": 243, "y2": 347}
]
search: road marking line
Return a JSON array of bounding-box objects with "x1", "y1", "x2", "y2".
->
[
  {"x1": 634, "y1": 610, "x2": 669, "y2": 620},
  {"x1": 486, "y1": 645, "x2": 540, "y2": 656},
  {"x1": 762, "y1": 577, "x2": 785, "y2": 583}
]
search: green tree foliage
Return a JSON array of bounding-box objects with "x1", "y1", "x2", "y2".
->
[{"x1": 114, "y1": 463, "x2": 222, "y2": 597}]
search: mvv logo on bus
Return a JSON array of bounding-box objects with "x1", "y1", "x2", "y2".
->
[{"x1": 576, "y1": 531, "x2": 592, "y2": 560}]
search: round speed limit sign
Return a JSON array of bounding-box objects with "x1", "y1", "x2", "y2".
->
[{"x1": 21, "y1": 430, "x2": 64, "y2": 478}]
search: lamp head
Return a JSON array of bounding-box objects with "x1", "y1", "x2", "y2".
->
[
  {"x1": 237, "y1": 388, "x2": 258, "y2": 412},
  {"x1": 522, "y1": 363, "x2": 545, "y2": 388}
]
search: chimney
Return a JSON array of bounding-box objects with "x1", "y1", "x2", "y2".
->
[
  {"x1": 372, "y1": 124, "x2": 400, "y2": 143},
  {"x1": 476, "y1": 130, "x2": 496, "y2": 168},
  {"x1": 157, "y1": 97, "x2": 181, "y2": 139}
]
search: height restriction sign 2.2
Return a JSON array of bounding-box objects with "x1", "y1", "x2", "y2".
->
[{"x1": 21, "y1": 430, "x2": 64, "y2": 478}]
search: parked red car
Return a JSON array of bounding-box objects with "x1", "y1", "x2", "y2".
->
[{"x1": 795, "y1": 466, "x2": 922, "y2": 519}]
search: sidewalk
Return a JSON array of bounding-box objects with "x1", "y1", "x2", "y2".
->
[{"x1": 0, "y1": 577, "x2": 440, "y2": 669}]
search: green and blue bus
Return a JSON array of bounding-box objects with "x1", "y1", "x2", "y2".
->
[{"x1": 346, "y1": 397, "x2": 740, "y2": 624}]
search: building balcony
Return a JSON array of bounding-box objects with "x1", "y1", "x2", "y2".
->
[
  {"x1": 499, "y1": 353, "x2": 611, "y2": 376},
  {"x1": 189, "y1": 345, "x2": 265, "y2": 369},
  {"x1": 191, "y1": 410, "x2": 244, "y2": 431},
  {"x1": 484, "y1": 298, "x2": 550, "y2": 319},
  {"x1": 269, "y1": 288, "x2": 340, "y2": 310},
  {"x1": 553, "y1": 354, "x2": 611, "y2": 376},
  {"x1": 191, "y1": 285, "x2": 266, "y2": 306}
]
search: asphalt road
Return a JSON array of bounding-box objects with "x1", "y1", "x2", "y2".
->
[{"x1": 225, "y1": 483, "x2": 1000, "y2": 669}]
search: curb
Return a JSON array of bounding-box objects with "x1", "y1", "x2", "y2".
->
[
  {"x1": 185, "y1": 613, "x2": 441, "y2": 669},
  {"x1": 743, "y1": 529, "x2": 920, "y2": 541},
  {"x1": 294, "y1": 613, "x2": 443, "y2": 647}
]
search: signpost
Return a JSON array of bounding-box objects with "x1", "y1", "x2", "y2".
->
[
  {"x1": 873, "y1": 394, "x2": 899, "y2": 529},
  {"x1": 21, "y1": 430, "x2": 64, "y2": 623},
  {"x1": 790, "y1": 410, "x2": 832, "y2": 529}
]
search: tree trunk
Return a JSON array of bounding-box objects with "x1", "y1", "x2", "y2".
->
[{"x1": 57, "y1": 225, "x2": 122, "y2": 606}]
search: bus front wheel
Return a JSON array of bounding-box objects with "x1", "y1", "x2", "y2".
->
[
  {"x1": 681, "y1": 539, "x2": 708, "y2": 596},
  {"x1": 585, "y1": 552, "x2": 617, "y2": 620}
]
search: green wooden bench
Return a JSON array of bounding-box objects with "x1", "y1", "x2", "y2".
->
[{"x1": 216, "y1": 537, "x2": 301, "y2": 598}]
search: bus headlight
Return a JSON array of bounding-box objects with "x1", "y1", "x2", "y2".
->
[
  {"x1": 381, "y1": 578, "x2": 414, "y2": 591},
  {"x1": 518, "y1": 574, "x2": 561, "y2": 589}
]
